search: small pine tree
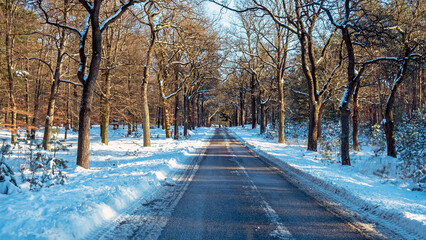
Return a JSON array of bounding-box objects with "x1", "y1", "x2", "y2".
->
[
  {"x1": 0, "y1": 142, "x2": 20, "y2": 194},
  {"x1": 28, "y1": 152, "x2": 68, "y2": 191},
  {"x1": 371, "y1": 123, "x2": 386, "y2": 156}
]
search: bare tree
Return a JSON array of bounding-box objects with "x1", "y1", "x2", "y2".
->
[
  {"x1": 4, "y1": 0, "x2": 18, "y2": 143},
  {"x1": 39, "y1": 0, "x2": 142, "y2": 168},
  {"x1": 130, "y1": 0, "x2": 174, "y2": 146},
  {"x1": 37, "y1": 0, "x2": 70, "y2": 151}
]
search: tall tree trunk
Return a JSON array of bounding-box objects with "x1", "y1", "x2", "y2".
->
[
  {"x1": 76, "y1": 5, "x2": 103, "y2": 169},
  {"x1": 189, "y1": 97, "x2": 194, "y2": 130},
  {"x1": 162, "y1": 99, "x2": 172, "y2": 138},
  {"x1": 277, "y1": 73, "x2": 285, "y2": 143},
  {"x1": 157, "y1": 106, "x2": 162, "y2": 128},
  {"x1": 183, "y1": 89, "x2": 188, "y2": 137},
  {"x1": 65, "y1": 83, "x2": 70, "y2": 140},
  {"x1": 383, "y1": 116, "x2": 397, "y2": 157},
  {"x1": 260, "y1": 101, "x2": 266, "y2": 134},
  {"x1": 42, "y1": 0, "x2": 68, "y2": 150},
  {"x1": 245, "y1": 106, "x2": 248, "y2": 125},
  {"x1": 201, "y1": 99, "x2": 205, "y2": 127},
  {"x1": 271, "y1": 106, "x2": 275, "y2": 128},
  {"x1": 174, "y1": 93, "x2": 179, "y2": 140},
  {"x1": 127, "y1": 122, "x2": 132, "y2": 136},
  {"x1": 31, "y1": 46, "x2": 44, "y2": 139},
  {"x1": 77, "y1": 83, "x2": 96, "y2": 169},
  {"x1": 352, "y1": 81, "x2": 361, "y2": 151},
  {"x1": 251, "y1": 75, "x2": 257, "y2": 129},
  {"x1": 42, "y1": 80, "x2": 59, "y2": 150},
  {"x1": 72, "y1": 85, "x2": 78, "y2": 132},
  {"x1": 317, "y1": 102, "x2": 325, "y2": 143},
  {"x1": 299, "y1": 28, "x2": 319, "y2": 152},
  {"x1": 140, "y1": 8, "x2": 157, "y2": 147},
  {"x1": 340, "y1": 23, "x2": 356, "y2": 166},
  {"x1": 340, "y1": 106, "x2": 351, "y2": 165},
  {"x1": 234, "y1": 105, "x2": 238, "y2": 127},
  {"x1": 383, "y1": 58, "x2": 410, "y2": 158},
  {"x1": 25, "y1": 74, "x2": 30, "y2": 136},
  {"x1": 141, "y1": 81, "x2": 151, "y2": 146},
  {"x1": 5, "y1": 0, "x2": 17, "y2": 143},
  {"x1": 42, "y1": 54, "x2": 65, "y2": 150},
  {"x1": 239, "y1": 89, "x2": 245, "y2": 127},
  {"x1": 100, "y1": 69, "x2": 111, "y2": 145},
  {"x1": 197, "y1": 94, "x2": 201, "y2": 127},
  {"x1": 307, "y1": 103, "x2": 319, "y2": 151}
]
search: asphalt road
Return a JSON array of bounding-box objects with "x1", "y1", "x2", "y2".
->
[{"x1": 158, "y1": 128, "x2": 367, "y2": 240}]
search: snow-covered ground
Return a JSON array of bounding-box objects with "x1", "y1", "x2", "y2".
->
[
  {"x1": 0, "y1": 126, "x2": 214, "y2": 240},
  {"x1": 228, "y1": 126, "x2": 426, "y2": 240}
]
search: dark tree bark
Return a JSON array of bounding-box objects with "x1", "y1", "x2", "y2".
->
[
  {"x1": 191, "y1": 98, "x2": 196, "y2": 130},
  {"x1": 298, "y1": 17, "x2": 323, "y2": 152},
  {"x1": 340, "y1": 24, "x2": 356, "y2": 166},
  {"x1": 239, "y1": 88, "x2": 245, "y2": 127},
  {"x1": 250, "y1": 74, "x2": 257, "y2": 129},
  {"x1": 77, "y1": 4, "x2": 103, "y2": 169},
  {"x1": 259, "y1": 91, "x2": 269, "y2": 135},
  {"x1": 72, "y1": 85, "x2": 79, "y2": 132},
  {"x1": 76, "y1": 0, "x2": 138, "y2": 168},
  {"x1": 201, "y1": 98, "x2": 205, "y2": 127},
  {"x1": 352, "y1": 81, "x2": 361, "y2": 151},
  {"x1": 100, "y1": 69, "x2": 111, "y2": 145},
  {"x1": 157, "y1": 106, "x2": 162, "y2": 128},
  {"x1": 161, "y1": 99, "x2": 171, "y2": 137},
  {"x1": 183, "y1": 87, "x2": 188, "y2": 137},
  {"x1": 260, "y1": 103, "x2": 265, "y2": 134},
  {"x1": 127, "y1": 122, "x2": 132, "y2": 136},
  {"x1": 383, "y1": 55, "x2": 411, "y2": 158},
  {"x1": 197, "y1": 94, "x2": 201, "y2": 127},
  {"x1": 277, "y1": 75, "x2": 285, "y2": 143},
  {"x1": 25, "y1": 69, "x2": 30, "y2": 136},
  {"x1": 174, "y1": 93, "x2": 179, "y2": 140},
  {"x1": 65, "y1": 83, "x2": 70, "y2": 140},
  {"x1": 317, "y1": 101, "x2": 326, "y2": 143}
]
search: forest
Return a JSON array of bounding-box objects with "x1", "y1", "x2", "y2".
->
[{"x1": 0, "y1": 0, "x2": 424, "y2": 175}]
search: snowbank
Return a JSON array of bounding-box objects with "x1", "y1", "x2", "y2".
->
[
  {"x1": 0, "y1": 126, "x2": 214, "y2": 240},
  {"x1": 228, "y1": 126, "x2": 426, "y2": 240}
]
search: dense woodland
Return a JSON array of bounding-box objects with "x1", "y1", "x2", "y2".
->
[{"x1": 0, "y1": 0, "x2": 424, "y2": 170}]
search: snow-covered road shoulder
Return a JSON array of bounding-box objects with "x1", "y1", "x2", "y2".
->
[
  {"x1": 0, "y1": 127, "x2": 214, "y2": 240},
  {"x1": 227, "y1": 127, "x2": 426, "y2": 240}
]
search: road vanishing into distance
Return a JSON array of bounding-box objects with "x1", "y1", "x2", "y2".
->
[
  {"x1": 157, "y1": 128, "x2": 367, "y2": 240},
  {"x1": 98, "y1": 128, "x2": 374, "y2": 240}
]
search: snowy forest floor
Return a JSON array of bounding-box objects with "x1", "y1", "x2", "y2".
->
[{"x1": 0, "y1": 125, "x2": 424, "y2": 239}]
